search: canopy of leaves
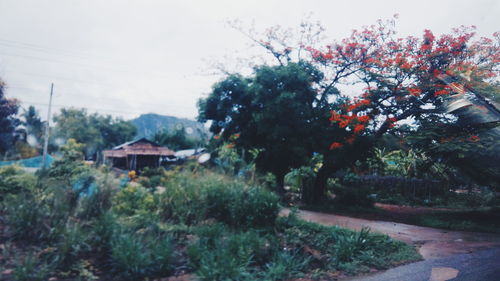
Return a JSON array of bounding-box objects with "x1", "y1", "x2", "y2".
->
[
  {"x1": 0, "y1": 79, "x2": 19, "y2": 155},
  {"x1": 225, "y1": 18, "x2": 499, "y2": 197},
  {"x1": 152, "y1": 126, "x2": 197, "y2": 150},
  {"x1": 198, "y1": 62, "x2": 336, "y2": 182},
  {"x1": 53, "y1": 108, "x2": 136, "y2": 159}
]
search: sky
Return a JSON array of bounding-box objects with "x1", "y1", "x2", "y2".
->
[{"x1": 0, "y1": 0, "x2": 498, "y2": 121}]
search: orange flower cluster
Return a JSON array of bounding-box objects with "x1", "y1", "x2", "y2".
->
[
  {"x1": 357, "y1": 115, "x2": 370, "y2": 123},
  {"x1": 353, "y1": 124, "x2": 365, "y2": 133},
  {"x1": 408, "y1": 88, "x2": 422, "y2": 97},
  {"x1": 329, "y1": 142, "x2": 343, "y2": 150},
  {"x1": 346, "y1": 99, "x2": 371, "y2": 112},
  {"x1": 468, "y1": 135, "x2": 480, "y2": 142},
  {"x1": 387, "y1": 117, "x2": 398, "y2": 128},
  {"x1": 434, "y1": 89, "x2": 450, "y2": 96}
]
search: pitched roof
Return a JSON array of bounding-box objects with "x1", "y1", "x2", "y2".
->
[{"x1": 103, "y1": 138, "x2": 174, "y2": 157}]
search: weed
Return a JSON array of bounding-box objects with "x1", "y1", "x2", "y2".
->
[{"x1": 12, "y1": 253, "x2": 52, "y2": 281}]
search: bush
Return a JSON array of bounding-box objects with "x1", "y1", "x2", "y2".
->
[
  {"x1": 257, "y1": 250, "x2": 311, "y2": 281},
  {"x1": 75, "y1": 173, "x2": 116, "y2": 220},
  {"x1": 276, "y1": 215, "x2": 420, "y2": 273},
  {"x1": 0, "y1": 166, "x2": 36, "y2": 199},
  {"x1": 4, "y1": 194, "x2": 50, "y2": 242},
  {"x1": 332, "y1": 185, "x2": 375, "y2": 208},
  {"x1": 12, "y1": 253, "x2": 52, "y2": 281},
  {"x1": 53, "y1": 223, "x2": 91, "y2": 268},
  {"x1": 91, "y1": 211, "x2": 119, "y2": 254},
  {"x1": 109, "y1": 233, "x2": 173, "y2": 280},
  {"x1": 187, "y1": 229, "x2": 269, "y2": 280},
  {"x1": 204, "y1": 181, "x2": 281, "y2": 229},
  {"x1": 159, "y1": 172, "x2": 280, "y2": 228},
  {"x1": 113, "y1": 184, "x2": 156, "y2": 216},
  {"x1": 159, "y1": 173, "x2": 210, "y2": 225}
]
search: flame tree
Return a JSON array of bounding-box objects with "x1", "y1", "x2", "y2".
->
[{"x1": 201, "y1": 18, "x2": 499, "y2": 203}]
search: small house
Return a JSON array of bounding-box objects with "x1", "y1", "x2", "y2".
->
[{"x1": 103, "y1": 138, "x2": 175, "y2": 171}]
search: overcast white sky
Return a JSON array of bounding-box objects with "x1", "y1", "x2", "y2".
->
[{"x1": 0, "y1": 0, "x2": 498, "y2": 121}]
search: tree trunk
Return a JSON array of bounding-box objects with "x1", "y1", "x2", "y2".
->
[
  {"x1": 306, "y1": 158, "x2": 336, "y2": 204},
  {"x1": 276, "y1": 173, "x2": 286, "y2": 195}
]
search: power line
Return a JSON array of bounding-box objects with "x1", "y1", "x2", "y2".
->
[
  {"x1": 0, "y1": 38, "x2": 141, "y2": 70},
  {"x1": 6, "y1": 71, "x2": 120, "y2": 87},
  {"x1": 0, "y1": 43, "x2": 174, "y2": 79},
  {"x1": 0, "y1": 51, "x2": 141, "y2": 74}
]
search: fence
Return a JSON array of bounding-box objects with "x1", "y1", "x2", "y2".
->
[{"x1": 0, "y1": 155, "x2": 54, "y2": 169}]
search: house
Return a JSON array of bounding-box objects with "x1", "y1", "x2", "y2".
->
[
  {"x1": 103, "y1": 138, "x2": 175, "y2": 171},
  {"x1": 174, "y1": 147, "x2": 206, "y2": 159}
]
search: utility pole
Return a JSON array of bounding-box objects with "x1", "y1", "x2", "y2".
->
[{"x1": 42, "y1": 83, "x2": 54, "y2": 169}]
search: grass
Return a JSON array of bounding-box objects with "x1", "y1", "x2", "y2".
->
[
  {"x1": 0, "y1": 164, "x2": 421, "y2": 280},
  {"x1": 412, "y1": 208, "x2": 500, "y2": 233}
]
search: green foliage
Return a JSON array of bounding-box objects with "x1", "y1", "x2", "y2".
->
[
  {"x1": 276, "y1": 215, "x2": 420, "y2": 273},
  {"x1": 204, "y1": 181, "x2": 281, "y2": 229},
  {"x1": 109, "y1": 233, "x2": 173, "y2": 280},
  {"x1": 53, "y1": 223, "x2": 91, "y2": 268},
  {"x1": 75, "y1": 173, "x2": 116, "y2": 220},
  {"x1": 212, "y1": 143, "x2": 247, "y2": 176},
  {"x1": 132, "y1": 113, "x2": 208, "y2": 141},
  {"x1": 12, "y1": 253, "x2": 52, "y2": 281},
  {"x1": 158, "y1": 173, "x2": 210, "y2": 225},
  {"x1": 53, "y1": 108, "x2": 136, "y2": 159},
  {"x1": 187, "y1": 228, "x2": 269, "y2": 280},
  {"x1": 152, "y1": 126, "x2": 197, "y2": 150},
  {"x1": 159, "y1": 171, "x2": 280, "y2": 228},
  {"x1": 1, "y1": 164, "x2": 421, "y2": 280},
  {"x1": 113, "y1": 184, "x2": 156, "y2": 216},
  {"x1": 332, "y1": 185, "x2": 375, "y2": 208},
  {"x1": 198, "y1": 62, "x2": 334, "y2": 189},
  {"x1": 4, "y1": 194, "x2": 50, "y2": 242},
  {"x1": 22, "y1": 105, "x2": 44, "y2": 147},
  {"x1": 0, "y1": 165, "x2": 36, "y2": 199},
  {"x1": 257, "y1": 250, "x2": 311, "y2": 281},
  {"x1": 0, "y1": 78, "x2": 19, "y2": 155},
  {"x1": 137, "y1": 167, "x2": 165, "y2": 189}
]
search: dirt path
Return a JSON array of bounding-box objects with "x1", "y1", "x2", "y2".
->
[{"x1": 281, "y1": 208, "x2": 500, "y2": 260}]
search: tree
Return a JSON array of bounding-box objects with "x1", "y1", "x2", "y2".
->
[
  {"x1": 307, "y1": 21, "x2": 499, "y2": 199},
  {"x1": 53, "y1": 108, "x2": 136, "y2": 160},
  {"x1": 0, "y1": 79, "x2": 19, "y2": 156},
  {"x1": 198, "y1": 62, "x2": 337, "y2": 192},
  {"x1": 20, "y1": 105, "x2": 45, "y2": 149},
  {"x1": 228, "y1": 18, "x2": 499, "y2": 202},
  {"x1": 152, "y1": 126, "x2": 196, "y2": 151}
]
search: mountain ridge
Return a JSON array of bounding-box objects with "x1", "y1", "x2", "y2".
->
[{"x1": 131, "y1": 113, "x2": 208, "y2": 140}]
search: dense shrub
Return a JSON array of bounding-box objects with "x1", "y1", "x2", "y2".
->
[
  {"x1": 187, "y1": 227, "x2": 270, "y2": 280},
  {"x1": 158, "y1": 173, "x2": 210, "y2": 224},
  {"x1": 113, "y1": 184, "x2": 156, "y2": 216},
  {"x1": 332, "y1": 185, "x2": 375, "y2": 208},
  {"x1": 109, "y1": 233, "x2": 173, "y2": 280},
  {"x1": 75, "y1": 173, "x2": 116, "y2": 220},
  {"x1": 159, "y1": 172, "x2": 281, "y2": 228},
  {"x1": 0, "y1": 166, "x2": 36, "y2": 199},
  {"x1": 12, "y1": 253, "x2": 52, "y2": 281},
  {"x1": 4, "y1": 194, "x2": 50, "y2": 242},
  {"x1": 276, "y1": 214, "x2": 420, "y2": 273},
  {"x1": 53, "y1": 223, "x2": 91, "y2": 268},
  {"x1": 205, "y1": 182, "x2": 280, "y2": 228}
]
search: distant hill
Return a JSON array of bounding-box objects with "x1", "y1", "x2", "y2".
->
[{"x1": 131, "y1": 113, "x2": 208, "y2": 140}]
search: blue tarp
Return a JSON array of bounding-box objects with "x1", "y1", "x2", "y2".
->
[{"x1": 0, "y1": 155, "x2": 54, "y2": 168}]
